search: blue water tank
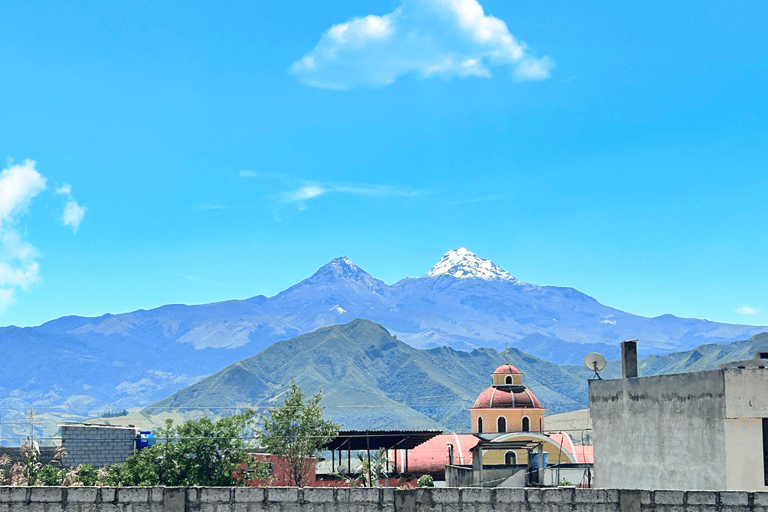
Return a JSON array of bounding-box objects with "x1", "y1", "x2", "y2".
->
[
  {"x1": 532, "y1": 452, "x2": 549, "y2": 469},
  {"x1": 137, "y1": 431, "x2": 156, "y2": 450}
]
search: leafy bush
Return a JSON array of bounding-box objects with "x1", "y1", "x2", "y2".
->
[
  {"x1": 417, "y1": 474, "x2": 434, "y2": 487},
  {"x1": 558, "y1": 477, "x2": 573, "y2": 486},
  {"x1": 105, "y1": 412, "x2": 269, "y2": 487},
  {"x1": 37, "y1": 465, "x2": 64, "y2": 486},
  {"x1": 76, "y1": 464, "x2": 99, "y2": 486}
]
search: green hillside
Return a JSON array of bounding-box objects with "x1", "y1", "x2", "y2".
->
[
  {"x1": 145, "y1": 320, "x2": 768, "y2": 433},
  {"x1": 146, "y1": 319, "x2": 598, "y2": 432}
]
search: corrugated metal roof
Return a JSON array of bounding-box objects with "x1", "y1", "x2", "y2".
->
[{"x1": 324, "y1": 430, "x2": 443, "y2": 451}]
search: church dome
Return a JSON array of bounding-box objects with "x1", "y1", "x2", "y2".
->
[
  {"x1": 493, "y1": 364, "x2": 522, "y2": 375},
  {"x1": 473, "y1": 386, "x2": 542, "y2": 409}
]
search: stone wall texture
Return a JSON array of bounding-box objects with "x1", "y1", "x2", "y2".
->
[{"x1": 2, "y1": 487, "x2": 768, "y2": 512}]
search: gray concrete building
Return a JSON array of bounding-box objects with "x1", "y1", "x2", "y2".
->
[{"x1": 589, "y1": 354, "x2": 768, "y2": 491}]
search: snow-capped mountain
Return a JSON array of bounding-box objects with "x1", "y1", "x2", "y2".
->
[
  {"x1": 1, "y1": 248, "x2": 767, "y2": 440},
  {"x1": 426, "y1": 247, "x2": 518, "y2": 282}
]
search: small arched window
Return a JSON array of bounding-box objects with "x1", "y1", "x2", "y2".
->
[
  {"x1": 522, "y1": 416, "x2": 530, "y2": 432},
  {"x1": 505, "y1": 375, "x2": 512, "y2": 384},
  {"x1": 497, "y1": 416, "x2": 507, "y2": 433},
  {"x1": 505, "y1": 451, "x2": 516, "y2": 465},
  {"x1": 477, "y1": 417, "x2": 483, "y2": 433}
]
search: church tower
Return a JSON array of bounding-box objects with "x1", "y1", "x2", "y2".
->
[{"x1": 471, "y1": 364, "x2": 545, "y2": 434}]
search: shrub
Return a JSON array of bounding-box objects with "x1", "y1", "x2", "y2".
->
[
  {"x1": 105, "y1": 412, "x2": 268, "y2": 487},
  {"x1": 37, "y1": 465, "x2": 64, "y2": 486},
  {"x1": 417, "y1": 474, "x2": 434, "y2": 487}
]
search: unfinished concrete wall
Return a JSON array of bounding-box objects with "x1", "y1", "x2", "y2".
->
[
  {"x1": 2, "y1": 487, "x2": 768, "y2": 512},
  {"x1": 61, "y1": 424, "x2": 138, "y2": 467},
  {"x1": 723, "y1": 368, "x2": 768, "y2": 491},
  {"x1": 589, "y1": 370, "x2": 727, "y2": 490}
]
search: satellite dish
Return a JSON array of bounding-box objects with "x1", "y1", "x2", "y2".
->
[{"x1": 584, "y1": 352, "x2": 607, "y2": 380}]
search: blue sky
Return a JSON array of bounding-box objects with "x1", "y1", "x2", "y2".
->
[{"x1": 1, "y1": 0, "x2": 767, "y2": 328}]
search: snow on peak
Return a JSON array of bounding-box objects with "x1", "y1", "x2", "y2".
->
[{"x1": 426, "y1": 248, "x2": 517, "y2": 281}]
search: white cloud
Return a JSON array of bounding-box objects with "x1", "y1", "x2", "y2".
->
[
  {"x1": 734, "y1": 306, "x2": 757, "y2": 315},
  {"x1": 514, "y1": 56, "x2": 555, "y2": 81},
  {"x1": 0, "y1": 160, "x2": 86, "y2": 312},
  {"x1": 0, "y1": 159, "x2": 47, "y2": 310},
  {"x1": 283, "y1": 185, "x2": 327, "y2": 202},
  {"x1": 55, "y1": 182, "x2": 86, "y2": 233},
  {"x1": 0, "y1": 159, "x2": 47, "y2": 224},
  {"x1": 290, "y1": 0, "x2": 553, "y2": 89},
  {"x1": 282, "y1": 181, "x2": 420, "y2": 204}
]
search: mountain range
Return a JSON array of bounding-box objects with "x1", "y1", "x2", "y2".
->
[
  {"x1": 1, "y1": 248, "x2": 765, "y2": 441},
  {"x1": 138, "y1": 320, "x2": 768, "y2": 433}
]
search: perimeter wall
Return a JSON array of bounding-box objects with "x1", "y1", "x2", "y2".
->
[{"x1": 2, "y1": 487, "x2": 768, "y2": 512}]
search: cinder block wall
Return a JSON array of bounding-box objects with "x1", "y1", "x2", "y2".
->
[
  {"x1": 61, "y1": 425, "x2": 138, "y2": 467},
  {"x1": 1, "y1": 487, "x2": 768, "y2": 512}
]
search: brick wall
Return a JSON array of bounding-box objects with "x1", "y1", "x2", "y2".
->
[
  {"x1": 1, "y1": 486, "x2": 768, "y2": 511},
  {"x1": 61, "y1": 425, "x2": 138, "y2": 467}
]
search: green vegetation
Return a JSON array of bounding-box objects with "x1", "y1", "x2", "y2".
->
[
  {"x1": 106, "y1": 411, "x2": 269, "y2": 487},
  {"x1": 0, "y1": 443, "x2": 103, "y2": 487},
  {"x1": 2, "y1": 381, "x2": 338, "y2": 488},
  {"x1": 417, "y1": 474, "x2": 434, "y2": 487},
  {"x1": 101, "y1": 409, "x2": 129, "y2": 418},
  {"x1": 257, "y1": 379, "x2": 340, "y2": 487},
  {"x1": 356, "y1": 447, "x2": 389, "y2": 487}
]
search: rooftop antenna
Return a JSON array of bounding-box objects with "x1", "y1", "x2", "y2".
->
[{"x1": 584, "y1": 352, "x2": 607, "y2": 380}]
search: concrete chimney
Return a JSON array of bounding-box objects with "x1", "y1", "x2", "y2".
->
[{"x1": 621, "y1": 340, "x2": 638, "y2": 378}]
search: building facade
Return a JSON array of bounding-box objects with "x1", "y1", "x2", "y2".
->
[{"x1": 590, "y1": 366, "x2": 768, "y2": 491}]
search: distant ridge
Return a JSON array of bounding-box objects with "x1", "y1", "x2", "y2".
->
[{"x1": 145, "y1": 320, "x2": 768, "y2": 432}]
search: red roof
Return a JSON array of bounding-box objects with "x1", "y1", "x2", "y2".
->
[
  {"x1": 546, "y1": 432, "x2": 593, "y2": 464},
  {"x1": 493, "y1": 364, "x2": 522, "y2": 375},
  {"x1": 389, "y1": 434, "x2": 479, "y2": 475},
  {"x1": 573, "y1": 445, "x2": 594, "y2": 464},
  {"x1": 473, "y1": 386, "x2": 543, "y2": 409}
]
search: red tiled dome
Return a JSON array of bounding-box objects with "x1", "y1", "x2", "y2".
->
[
  {"x1": 493, "y1": 364, "x2": 522, "y2": 375},
  {"x1": 473, "y1": 386, "x2": 542, "y2": 409}
]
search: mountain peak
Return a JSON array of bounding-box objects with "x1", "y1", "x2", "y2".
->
[
  {"x1": 323, "y1": 256, "x2": 362, "y2": 276},
  {"x1": 426, "y1": 248, "x2": 517, "y2": 281}
]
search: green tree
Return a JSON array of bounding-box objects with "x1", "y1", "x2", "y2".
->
[
  {"x1": 106, "y1": 411, "x2": 268, "y2": 486},
  {"x1": 257, "y1": 380, "x2": 340, "y2": 487}
]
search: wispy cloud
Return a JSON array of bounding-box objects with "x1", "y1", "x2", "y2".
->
[
  {"x1": 55, "y1": 182, "x2": 87, "y2": 233},
  {"x1": 0, "y1": 159, "x2": 86, "y2": 312},
  {"x1": 282, "y1": 181, "x2": 421, "y2": 204},
  {"x1": 734, "y1": 306, "x2": 757, "y2": 315},
  {"x1": 290, "y1": 0, "x2": 554, "y2": 89}
]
